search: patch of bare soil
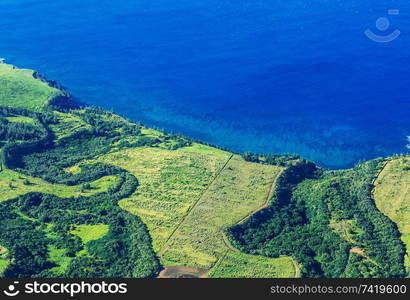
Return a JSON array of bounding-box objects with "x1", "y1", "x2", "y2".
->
[
  {"x1": 158, "y1": 266, "x2": 209, "y2": 278},
  {"x1": 350, "y1": 247, "x2": 378, "y2": 266}
]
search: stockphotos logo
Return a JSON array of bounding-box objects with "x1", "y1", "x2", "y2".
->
[
  {"x1": 365, "y1": 9, "x2": 401, "y2": 43},
  {"x1": 3, "y1": 281, "x2": 127, "y2": 298},
  {"x1": 3, "y1": 281, "x2": 20, "y2": 297}
]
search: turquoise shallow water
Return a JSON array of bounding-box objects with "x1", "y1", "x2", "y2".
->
[{"x1": 0, "y1": 0, "x2": 409, "y2": 168}]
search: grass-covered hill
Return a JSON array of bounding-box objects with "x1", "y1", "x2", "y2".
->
[
  {"x1": 0, "y1": 63, "x2": 71, "y2": 111},
  {"x1": 0, "y1": 62, "x2": 408, "y2": 278}
]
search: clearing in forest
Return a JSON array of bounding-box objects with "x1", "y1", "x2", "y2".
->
[
  {"x1": 93, "y1": 144, "x2": 232, "y2": 251},
  {"x1": 0, "y1": 169, "x2": 116, "y2": 202},
  {"x1": 92, "y1": 144, "x2": 296, "y2": 277},
  {"x1": 0, "y1": 63, "x2": 62, "y2": 111},
  {"x1": 373, "y1": 156, "x2": 410, "y2": 273}
]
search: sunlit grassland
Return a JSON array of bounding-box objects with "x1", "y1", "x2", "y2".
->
[
  {"x1": 136, "y1": 126, "x2": 187, "y2": 150},
  {"x1": 5, "y1": 115, "x2": 35, "y2": 124},
  {"x1": 44, "y1": 224, "x2": 72, "y2": 275},
  {"x1": 48, "y1": 245, "x2": 72, "y2": 276},
  {"x1": 0, "y1": 260, "x2": 8, "y2": 276},
  {"x1": 0, "y1": 63, "x2": 62, "y2": 111},
  {"x1": 70, "y1": 224, "x2": 110, "y2": 244},
  {"x1": 89, "y1": 144, "x2": 231, "y2": 251},
  {"x1": 209, "y1": 251, "x2": 295, "y2": 278},
  {"x1": 0, "y1": 246, "x2": 9, "y2": 276},
  {"x1": 93, "y1": 145, "x2": 295, "y2": 276},
  {"x1": 0, "y1": 61, "x2": 300, "y2": 278},
  {"x1": 373, "y1": 156, "x2": 410, "y2": 274},
  {"x1": 48, "y1": 224, "x2": 109, "y2": 275},
  {"x1": 160, "y1": 155, "x2": 284, "y2": 269},
  {"x1": 140, "y1": 127, "x2": 162, "y2": 138},
  {"x1": 0, "y1": 169, "x2": 116, "y2": 202},
  {"x1": 49, "y1": 111, "x2": 92, "y2": 140}
]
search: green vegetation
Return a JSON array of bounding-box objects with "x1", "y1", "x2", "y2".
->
[
  {"x1": 0, "y1": 90, "x2": 165, "y2": 277},
  {"x1": 0, "y1": 63, "x2": 62, "y2": 111},
  {"x1": 0, "y1": 170, "x2": 116, "y2": 201},
  {"x1": 329, "y1": 219, "x2": 363, "y2": 244},
  {"x1": 160, "y1": 155, "x2": 283, "y2": 269},
  {"x1": 70, "y1": 224, "x2": 110, "y2": 244},
  {"x1": 373, "y1": 156, "x2": 410, "y2": 276},
  {"x1": 0, "y1": 62, "x2": 408, "y2": 279},
  {"x1": 0, "y1": 246, "x2": 9, "y2": 276},
  {"x1": 0, "y1": 67, "x2": 197, "y2": 277},
  {"x1": 0, "y1": 166, "x2": 160, "y2": 278},
  {"x1": 48, "y1": 245, "x2": 72, "y2": 276},
  {"x1": 92, "y1": 145, "x2": 295, "y2": 277},
  {"x1": 5, "y1": 115, "x2": 35, "y2": 124},
  {"x1": 228, "y1": 160, "x2": 406, "y2": 278},
  {"x1": 49, "y1": 111, "x2": 92, "y2": 140},
  {"x1": 209, "y1": 252, "x2": 295, "y2": 278},
  {"x1": 92, "y1": 145, "x2": 232, "y2": 251}
]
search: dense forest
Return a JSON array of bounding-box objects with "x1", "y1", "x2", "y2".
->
[{"x1": 228, "y1": 158, "x2": 406, "y2": 277}]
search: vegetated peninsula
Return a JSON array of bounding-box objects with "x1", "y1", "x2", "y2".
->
[{"x1": 0, "y1": 62, "x2": 408, "y2": 278}]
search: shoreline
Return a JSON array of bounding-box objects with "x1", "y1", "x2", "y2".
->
[{"x1": 1, "y1": 60, "x2": 408, "y2": 171}]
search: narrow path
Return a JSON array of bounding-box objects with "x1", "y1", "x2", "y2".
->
[
  {"x1": 350, "y1": 247, "x2": 379, "y2": 266},
  {"x1": 221, "y1": 232, "x2": 239, "y2": 253},
  {"x1": 219, "y1": 169, "x2": 282, "y2": 252},
  {"x1": 291, "y1": 258, "x2": 301, "y2": 278},
  {"x1": 0, "y1": 148, "x2": 4, "y2": 172},
  {"x1": 369, "y1": 158, "x2": 407, "y2": 269},
  {"x1": 369, "y1": 158, "x2": 394, "y2": 215},
  {"x1": 220, "y1": 169, "x2": 282, "y2": 252},
  {"x1": 346, "y1": 162, "x2": 389, "y2": 268},
  {"x1": 159, "y1": 154, "x2": 234, "y2": 256},
  {"x1": 367, "y1": 159, "x2": 390, "y2": 216},
  {"x1": 159, "y1": 160, "x2": 299, "y2": 278},
  {"x1": 370, "y1": 159, "x2": 390, "y2": 194},
  {"x1": 218, "y1": 168, "x2": 301, "y2": 278},
  {"x1": 236, "y1": 169, "x2": 283, "y2": 225}
]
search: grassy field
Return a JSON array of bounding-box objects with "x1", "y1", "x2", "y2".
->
[
  {"x1": 0, "y1": 169, "x2": 116, "y2": 202},
  {"x1": 160, "y1": 155, "x2": 284, "y2": 269},
  {"x1": 0, "y1": 246, "x2": 9, "y2": 276},
  {"x1": 48, "y1": 245, "x2": 72, "y2": 276},
  {"x1": 91, "y1": 144, "x2": 232, "y2": 251},
  {"x1": 373, "y1": 156, "x2": 410, "y2": 274},
  {"x1": 0, "y1": 63, "x2": 298, "y2": 278},
  {"x1": 0, "y1": 63, "x2": 62, "y2": 111},
  {"x1": 49, "y1": 111, "x2": 92, "y2": 140},
  {"x1": 5, "y1": 115, "x2": 35, "y2": 124},
  {"x1": 91, "y1": 145, "x2": 295, "y2": 277},
  {"x1": 48, "y1": 224, "x2": 109, "y2": 275},
  {"x1": 209, "y1": 251, "x2": 295, "y2": 278},
  {"x1": 70, "y1": 224, "x2": 110, "y2": 244}
]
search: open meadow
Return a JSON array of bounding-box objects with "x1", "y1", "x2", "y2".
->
[
  {"x1": 90, "y1": 144, "x2": 296, "y2": 277},
  {"x1": 160, "y1": 155, "x2": 283, "y2": 269},
  {"x1": 91, "y1": 144, "x2": 232, "y2": 251},
  {"x1": 373, "y1": 156, "x2": 410, "y2": 274},
  {"x1": 0, "y1": 63, "x2": 62, "y2": 111},
  {"x1": 209, "y1": 251, "x2": 295, "y2": 278},
  {"x1": 0, "y1": 169, "x2": 116, "y2": 202}
]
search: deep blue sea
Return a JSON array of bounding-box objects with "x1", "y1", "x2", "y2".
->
[{"x1": 0, "y1": 0, "x2": 409, "y2": 168}]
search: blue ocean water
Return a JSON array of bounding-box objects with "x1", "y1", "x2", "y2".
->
[{"x1": 0, "y1": 0, "x2": 409, "y2": 168}]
